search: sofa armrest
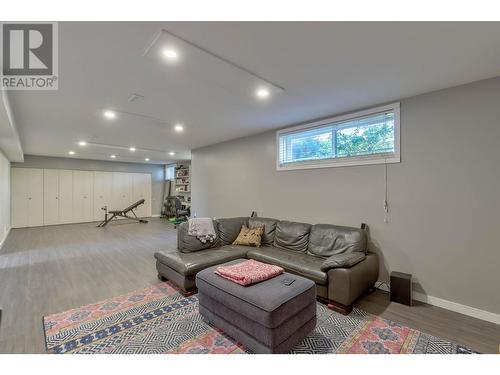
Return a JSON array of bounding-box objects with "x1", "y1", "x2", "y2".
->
[
  {"x1": 320, "y1": 252, "x2": 366, "y2": 271},
  {"x1": 327, "y1": 253, "x2": 379, "y2": 306}
]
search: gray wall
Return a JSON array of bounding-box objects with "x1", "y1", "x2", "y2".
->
[
  {"x1": 192, "y1": 77, "x2": 500, "y2": 315},
  {"x1": 12, "y1": 155, "x2": 166, "y2": 216}
]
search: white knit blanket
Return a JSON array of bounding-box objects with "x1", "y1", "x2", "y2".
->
[{"x1": 187, "y1": 217, "x2": 216, "y2": 243}]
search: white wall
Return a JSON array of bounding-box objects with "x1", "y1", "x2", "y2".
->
[
  {"x1": 0, "y1": 150, "x2": 11, "y2": 248},
  {"x1": 191, "y1": 77, "x2": 500, "y2": 317}
]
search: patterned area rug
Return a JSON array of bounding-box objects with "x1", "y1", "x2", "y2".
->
[{"x1": 43, "y1": 282, "x2": 476, "y2": 354}]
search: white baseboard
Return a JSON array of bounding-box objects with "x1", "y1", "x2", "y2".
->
[
  {"x1": 375, "y1": 281, "x2": 500, "y2": 325},
  {"x1": 0, "y1": 225, "x2": 11, "y2": 250},
  {"x1": 412, "y1": 291, "x2": 500, "y2": 325},
  {"x1": 151, "y1": 214, "x2": 161, "y2": 218}
]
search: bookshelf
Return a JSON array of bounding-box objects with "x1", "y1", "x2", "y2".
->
[{"x1": 174, "y1": 164, "x2": 191, "y2": 198}]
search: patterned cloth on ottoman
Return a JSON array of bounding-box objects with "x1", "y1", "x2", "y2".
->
[
  {"x1": 196, "y1": 259, "x2": 317, "y2": 353},
  {"x1": 215, "y1": 259, "x2": 284, "y2": 285}
]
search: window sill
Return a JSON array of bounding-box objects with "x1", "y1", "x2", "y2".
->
[{"x1": 276, "y1": 155, "x2": 400, "y2": 171}]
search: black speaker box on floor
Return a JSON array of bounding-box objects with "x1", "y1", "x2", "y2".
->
[{"x1": 390, "y1": 271, "x2": 413, "y2": 306}]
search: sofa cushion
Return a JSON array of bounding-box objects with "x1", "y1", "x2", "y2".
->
[
  {"x1": 232, "y1": 225, "x2": 264, "y2": 247},
  {"x1": 248, "y1": 217, "x2": 278, "y2": 245},
  {"x1": 247, "y1": 246, "x2": 327, "y2": 285},
  {"x1": 273, "y1": 221, "x2": 311, "y2": 253},
  {"x1": 177, "y1": 221, "x2": 216, "y2": 253},
  {"x1": 307, "y1": 224, "x2": 367, "y2": 257},
  {"x1": 320, "y1": 252, "x2": 366, "y2": 271},
  {"x1": 154, "y1": 246, "x2": 249, "y2": 277},
  {"x1": 216, "y1": 217, "x2": 249, "y2": 245}
]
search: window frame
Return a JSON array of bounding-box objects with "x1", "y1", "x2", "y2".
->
[{"x1": 276, "y1": 102, "x2": 401, "y2": 171}]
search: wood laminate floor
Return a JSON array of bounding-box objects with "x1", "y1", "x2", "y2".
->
[{"x1": 0, "y1": 219, "x2": 498, "y2": 353}]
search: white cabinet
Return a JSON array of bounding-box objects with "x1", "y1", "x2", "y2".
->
[
  {"x1": 11, "y1": 168, "x2": 29, "y2": 228},
  {"x1": 11, "y1": 168, "x2": 151, "y2": 227},
  {"x1": 43, "y1": 169, "x2": 74, "y2": 225},
  {"x1": 43, "y1": 169, "x2": 60, "y2": 225},
  {"x1": 72, "y1": 171, "x2": 93, "y2": 223},
  {"x1": 11, "y1": 168, "x2": 43, "y2": 228},
  {"x1": 112, "y1": 172, "x2": 133, "y2": 213},
  {"x1": 93, "y1": 171, "x2": 113, "y2": 221},
  {"x1": 111, "y1": 172, "x2": 151, "y2": 218},
  {"x1": 132, "y1": 173, "x2": 152, "y2": 218},
  {"x1": 29, "y1": 170, "x2": 44, "y2": 226},
  {"x1": 59, "y1": 170, "x2": 73, "y2": 224}
]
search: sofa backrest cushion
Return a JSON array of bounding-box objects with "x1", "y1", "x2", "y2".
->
[
  {"x1": 177, "y1": 221, "x2": 215, "y2": 253},
  {"x1": 273, "y1": 220, "x2": 311, "y2": 253},
  {"x1": 307, "y1": 224, "x2": 367, "y2": 257},
  {"x1": 216, "y1": 217, "x2": 249, "y2": 245},
  {"x1": 248, "y1": 217, "x2": 278, "y2": 246}
]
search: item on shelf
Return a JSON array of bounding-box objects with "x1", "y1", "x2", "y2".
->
[{"x1": 174, "y1": 164, "x2": 191, "y2": 195}]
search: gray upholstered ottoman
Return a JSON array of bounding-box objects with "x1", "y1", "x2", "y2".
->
[{"x1": 196, "y1": 259, "x2": 317, "y2": 354}]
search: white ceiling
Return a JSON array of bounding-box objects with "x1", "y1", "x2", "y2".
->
[{"x1": 6, "y1": 22, "x2": 500, "y2": 164}]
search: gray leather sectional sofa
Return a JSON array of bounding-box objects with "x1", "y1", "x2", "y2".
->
[{"x1": 154, "y1": 217, "x2": 379, "y2": 314}]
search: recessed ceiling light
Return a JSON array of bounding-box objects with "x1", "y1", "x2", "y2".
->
[
  {"x1": 110, "y1": 155, "x2": 116, "y2": 159},
  {"x1": 256, "y1": 88, "x2": 270, "y2": 100},
  {"x1": 129, "y1": 147, "x2": 136, "y2": 152},
  {"x1": 162, "y1": 49, "x2": 179, "y2": 60},
  {"x1": 78, "y1": 141, "x2": 87, "y2": 146},
  {"x1": 145, "y1": 158, "x2": 150, "y2": 162},
  {"x1": 68, "y1": 151, "x2": 75, "y2": 155},
  {"x1": 103, "y1": 110, "x2": 116, "y2": 119},
  {"x1": 174, "y1": 124, "x2": 184, "y2": 132},
  {"x1": 169, "y1": 152, "x2": 175, "y2": 156}
]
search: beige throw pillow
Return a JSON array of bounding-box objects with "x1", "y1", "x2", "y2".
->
[{"x1": 232, "y1": 225, "x2": 264, "y2": 247}]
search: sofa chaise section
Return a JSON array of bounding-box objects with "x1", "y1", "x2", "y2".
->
[{"x1": 155, "y1": 245, "x2": 249, "y2": 295}]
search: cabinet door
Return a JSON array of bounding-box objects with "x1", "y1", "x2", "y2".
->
[
  {"x1": 73, "y1": 171, "x2": 93, "y2": 222},
  {"x1": 145, "y1": 174, "x2": 152, "y2": 216},
  {"x1": 43, "y1": 169, "x2": 60, "y2": 225},
  {"x1": 112, "y1": 172, "x2": 133, "y2": 214},
  {"x1": 27, "y1": 169, "x2": 44, "y2": 227},
  {"x1": 11, "y1": 168, "x2": 29, "y2": 228},
  {"x1": 58, "y1": 170, "x2": 73, "y2": 224},
  {"x1": 93, "y1": 171, "x2": 113, "y2": 221},
  {"x1": 132, "y1": 173, "x2": 151, "y2": 217}
]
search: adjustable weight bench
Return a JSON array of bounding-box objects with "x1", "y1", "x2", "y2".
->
[{"x1": 97, "y1": 199, "x2": 148, "y2": 227}]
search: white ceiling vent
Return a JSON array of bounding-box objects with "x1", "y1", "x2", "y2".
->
[{"x1": 128, "y1": 93, "x2": 145, "y2": 103}]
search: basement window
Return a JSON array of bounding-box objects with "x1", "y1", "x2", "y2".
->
[
  {"x1": 277, "y1": 103, "x2": 400, "y2": 170},
  {"x1": 165, "y1": 164, "x2": 176, "y2": 180}
]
